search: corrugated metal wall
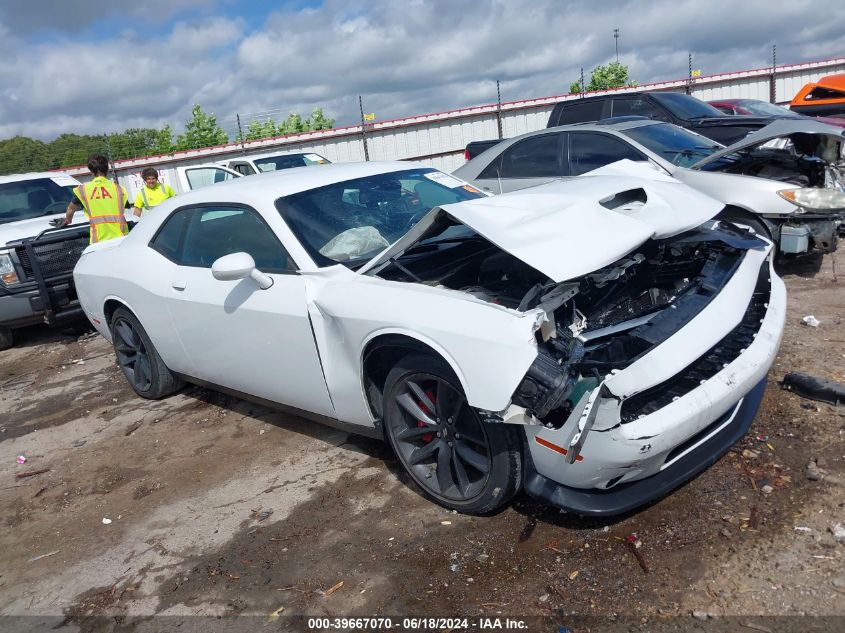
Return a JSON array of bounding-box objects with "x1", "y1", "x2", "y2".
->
[{"x1": 63, "y1": 56, "x2": 845, "y2": 181}]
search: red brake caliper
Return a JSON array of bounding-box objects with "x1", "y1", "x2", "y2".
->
[{"x1": 417, "y1": 389, "x2": 436, "y2": 442}]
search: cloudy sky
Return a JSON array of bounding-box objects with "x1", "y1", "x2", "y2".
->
[{"x1": 1, "y1": 0, "x2": 844, "y2": 141}]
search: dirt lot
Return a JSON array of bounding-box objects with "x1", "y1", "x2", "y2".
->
[{"x1": 1, "y1": 255, "x2": 844, "y2": 632}]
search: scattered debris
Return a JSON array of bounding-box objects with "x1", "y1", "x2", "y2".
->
[
  {"x1": 794, "y1": 527, "x2": 812, "y2": 533},
  {"x1": 256, "y1": 509, "x2": 273, "y2": 522},
  {"x1": 568, "y1": 570, "x2": 579, "y2": 580},
  {"x1": 740, "y1": 621, "x2": 774, "y2": 633},
  {"x1": 780, "y1": 372, "x2": 845, "y2": 406},
  {"x1": 34, "y1": 486, "x2": 48, "y2": 498},
  {"x1": 800, "y1": 401, "x2": 819, "y2": 411},
  {"x1": 538, "y1": 593, "x2": 550, "y2": 603},
  {"x1": 124, "y1": 422, "x2": 142, "y2": 437},
  {"x1": 760, "y1": 485, "x2": 774, "y2": 495},
  {"x1": 322, "y1": 581, "x2": 344, "y2": 596},
  {"x1": 16, "y1": 455, "x2": 26, "y2": 464},
  {"x1": 28, "y1": 550, "x2": 60, "y2": 563},
  {"x1": 71, "y1": 359, "x2": 85, "y2": 365},
  {"x1": 518, "y1": 517, "x2": 538, "y2": 543},
  {"x1": 102, "y1": 518, "x2": 112, "y2": 525},
  {"x1": 625, "y1": 534, "x2": 649, "y2": 573},
  {"x1": 830, "y1": 523, "x2": 845, "y2": 542},
  {"x1": 692, "y1": 610, "x2": 710, "y2": 621},
  {"x1": 72, "y1": 439, "x2": 86, "y2": 448},
  {"x1": 801, "y1": 315, "x2": 820, "y2": 327},
  {"x1": 805, "y1": 460, "x2": 823, "y2": 481},
  {"x1": 440, "y1": 520, "x2": 452, "y2": 526},
  {"x1": 475, "y1": 554, "x2": 490, "y2": 563},
  {"x1": 749, "y1": 505, "x2": 759, "y2": 529},
  {"x1": 742, "y1": 449, "x2": 759, "y2": 459},
  {"x1": 266, "y1": 606, "x2": 285, "y2": 623},
  {"x1": 15, "y1": 469, "x2": 50, "y2": 480},
  {"x1": 755, "y1": 434, "x2": 769, "y2": 442}
]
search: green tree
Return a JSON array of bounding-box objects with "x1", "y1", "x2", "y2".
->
[
  {"x1": 175, "y1": 105, "x2": 229, "y2": 150},
  {"x1": 307, "y1": 107, "x2": 334, "y2": 131},
  {"x1": 153, "y1": 124, "x2": 175, "y2": 155},
  {"x1": 279, "y1": 113, "x2": 305, "y2": 135},
  {"x1": 245, "y1": 118, "x2": 278, "y2": 141},
  {"x1": 0, "y1": 136, "x2": 52, "y2": 175},
  {"x1": 47, "y1": 133, "x2": 107, "y2": 168},
  {"x1": 571, "y1": 61, "x2": 637, "y2": 94},
  {"x1": 108, "y1": 128, "x2": 163, "y2": 160}
]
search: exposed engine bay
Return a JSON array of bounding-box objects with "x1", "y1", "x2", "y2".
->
[
  {"x1": 375, "y1": 217, "x2": 767, "y2": 428},
  {"x1": 699, "y1": 132, "x2": 845, "y2": 188}
]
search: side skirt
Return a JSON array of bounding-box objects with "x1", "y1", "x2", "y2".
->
[{"x1": 174, "y1": 373, "x2": 385, "y2": 441}]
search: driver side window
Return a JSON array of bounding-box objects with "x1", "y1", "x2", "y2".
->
[{"x1": 150, "y1": 205, "x2": 295, "y2": 273}]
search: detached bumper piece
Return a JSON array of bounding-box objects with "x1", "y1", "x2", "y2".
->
[{"x1": 523, "y1": 377, "x2": 767, "y2": 516}]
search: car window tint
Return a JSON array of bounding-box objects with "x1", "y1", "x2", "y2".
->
[
  {"x1": 499, "y1": 134, "x2": 561, "y2": 178},
  {"x1": 0, "y1": 178, "x2": 75, "y2": 223},
  {"x1": 552, "y1": 100, "x2": 603, "y2": 124},
  {"x1": 611, "y1": 98, "x2": 661, "y2": 118},
  {"x1": 276, "y1": 168, "x2": 484, "y2": 268},
  {"x1": 569, "y1": 132, "x2": 647, "y2": 176},
  {"x1": 806, "y1": 86, "x2": 845, "y2": 101},
  {"x1": 152, "y1": 206, "x2": 294, "y2": 272},
  {"x1": 185, "y1": 168, "x2": 237, "y2": 190}
]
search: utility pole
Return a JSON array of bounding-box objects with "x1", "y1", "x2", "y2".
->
[
  {"x1": 580, "y1": 67, "x2": 585, "y2": 97},
  {"x1": 236, "y1": 114, "x2": 246, "y2": 154},
  {"x1": 496, "y1": 80, "x2": 503, "y2": 140},
  {"x1": 770, "y1": 45, "x2": 777, "y2": 103},
  {"x1": 614, "y1": 28, "x2": 619, "y2": 62},
  {"x1": 358, "y1": 95, "x2": 370, "y2": 161},
  {"x1": 686, "y1": 53, "x2": 693, "y2": 95}
]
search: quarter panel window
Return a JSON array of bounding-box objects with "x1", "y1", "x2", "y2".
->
[
  {"x1": 611, "y1": 98, "x2": 661, "y2": 118},
  {"x1": 499, "y1": 134, "x2": 562, "y2": 178},
  {"x1": 184, "y1": 168, "x2": 237, "y2": 190},
  {"x1": 568, "y1": 132, "x2": 647, "y2": 176},
  {"x1": 150, "y1": 206, "x2": 294, "y2": 272}
]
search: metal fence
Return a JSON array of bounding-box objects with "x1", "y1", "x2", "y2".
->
[{"x1": 57, "y1": 54, "x2": 845, "y2": 182}]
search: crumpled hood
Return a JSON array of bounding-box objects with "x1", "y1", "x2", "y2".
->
[
  {"x1": 360, "y1": 166, "x2": 723, "y2": 283},
  {"x1": 690, "y1": 118, "x2": 845, "y2": 169}
]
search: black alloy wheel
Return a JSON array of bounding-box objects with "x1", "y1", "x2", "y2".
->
[
  {"x1": 110, "y1": 307, "x2": 183, "y2": 399},
  {"x1": 383, "y1": 354, "x2": 521, "y2": 514}
]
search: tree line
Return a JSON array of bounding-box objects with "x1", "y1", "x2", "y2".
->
[{"x1": 0, "y1": 105, "x2": 335, "y2": 176}]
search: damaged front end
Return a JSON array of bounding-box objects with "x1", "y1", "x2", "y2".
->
[{"x1": 508, "y1": 223, "x2": 786, "y2": 515}]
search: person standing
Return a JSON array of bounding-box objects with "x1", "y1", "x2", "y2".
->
[
  {"x1": 133, "y1": 167, "x2": 175, "y2": 217},
  {"x1": 62, "y1": 155, "x2": 129, "y2": 244}
]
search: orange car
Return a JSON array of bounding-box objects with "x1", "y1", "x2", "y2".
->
[{"x1": 790, "y1": 73, "x2": 845, "y2": 117}]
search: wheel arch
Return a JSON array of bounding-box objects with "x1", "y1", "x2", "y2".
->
[
  {"x1": 360, "y1": 331, "x2": 470, "y2": 423},
  {"x1": 103, "y1": 297, "x2": 133, "y2": 327}
]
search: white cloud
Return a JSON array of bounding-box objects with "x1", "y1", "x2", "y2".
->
[{"x1": 1, "y1": 0, "x2": 844, "y2": 141}]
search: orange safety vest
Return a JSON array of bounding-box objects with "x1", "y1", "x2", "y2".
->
[{"x1": 74, "y1": 176, "x2": 129, "y2": 244}]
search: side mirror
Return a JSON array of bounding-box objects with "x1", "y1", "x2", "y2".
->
[{"x1": 211, "y1": 252, "x2": 273, "y2": 289}]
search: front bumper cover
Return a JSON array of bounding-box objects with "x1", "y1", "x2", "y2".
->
[{"x1": 523, "y1": 377, "x2": 767, "y2": 516}]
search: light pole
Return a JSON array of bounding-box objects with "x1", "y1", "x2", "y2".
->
[{"x1": 614, "y1": 28, "x2": 619, "y2": 62}]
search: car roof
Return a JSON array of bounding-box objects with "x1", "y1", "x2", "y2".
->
[
  {"x1": 222, "y1": 149, "x2": 327, "y2": 162},
  {"x1": 0, "y1": 172, "x2": 78, "y2": 185},
  {"x1": 173, "y1": 160, "x2": 427, "y2": 207}
]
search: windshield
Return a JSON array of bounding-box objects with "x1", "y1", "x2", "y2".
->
[
  {"x1": 0, "y1": 178, "x2": 76, "y2": 224},
  {"x1": 254, "y1": 153, "x2": 330, "y2": 173},
  {"x1": 276, "y1": 169, "x2": 484, "y2": 268},
  {"x1": 736, "y1": 100, "x2": 801, "y2": 118},
  {"x1": 650, "y1": 92, "x2": 726, "y2": 120},
  {"x1": 622, "y1": 123, "x2": 724, "y2": 167}
]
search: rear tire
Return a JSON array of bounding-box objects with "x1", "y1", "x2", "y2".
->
[
  {"x1": 382, "y1": 354, "x2": 522, "y2": 514},
  {"x1": 110, "y1": 307, "x2": 183, "y2": 399}
]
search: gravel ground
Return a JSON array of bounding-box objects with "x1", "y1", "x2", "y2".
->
[{"x1": 0, "y1": 254, "x2": 843, "y2": 633}]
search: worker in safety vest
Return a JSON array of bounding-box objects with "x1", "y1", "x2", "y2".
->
[
  {"x1": 133, "y1": 167, "x2": 175, "y2": 217},
  {"x1": 62, "y1": 154, "x2": 129, "y2": 244}
]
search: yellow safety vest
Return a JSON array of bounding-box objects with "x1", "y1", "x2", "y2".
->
[{"x1": 74, "y1": 177, "x2": 129, "y2": 244}]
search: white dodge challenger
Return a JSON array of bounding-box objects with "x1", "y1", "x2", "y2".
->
[{"x1": 73, "y1": 161, "x2": 786, "y2": 516}]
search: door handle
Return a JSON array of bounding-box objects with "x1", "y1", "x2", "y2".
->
[
  {"x1": 171, "y1": 280, "x2": 187, "y2": 291},
  {"x1": 482, "y1": 186, "x2": 491, "y2": 191}
]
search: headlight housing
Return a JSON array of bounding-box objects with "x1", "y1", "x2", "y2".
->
[
  {"x1": 778, "y1": 187, "x2": 845, "y2": 211},
  {"x1": 0, "y1": 251, "x2": 20, "y2": 285}
]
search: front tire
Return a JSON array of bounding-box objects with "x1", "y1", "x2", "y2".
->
[
  {"x1": 383, "y1": 354, "x2": 522, "y2": 514},
  {"x1": 110, "y1": 307, "x2": 183, "y2": 399}
]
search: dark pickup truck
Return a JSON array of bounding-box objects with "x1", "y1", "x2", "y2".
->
[{"x1": 463, "y1": 92, "x2": 787, "y2": 161}]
